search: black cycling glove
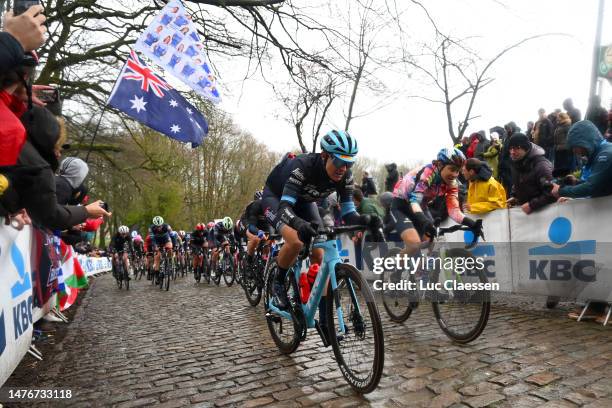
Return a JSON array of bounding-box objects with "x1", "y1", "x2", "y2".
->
[
  {"x1": 290, "y1": 216, "x2": 317, "y2": 244},
  {"x1": 412, "y1": 211, "x2": 436, "y2": 238}
]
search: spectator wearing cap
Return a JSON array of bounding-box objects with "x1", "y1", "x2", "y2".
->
[
  {"x1": 506, "y1": 133, "x2": 555, "y2": 214},
  {"x1": 462, "y1": 158, "x2": 506, "y2": 214}
]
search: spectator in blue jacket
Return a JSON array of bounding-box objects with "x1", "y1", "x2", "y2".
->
[{"x1": 552, "y1": 120, "x2": 612, "y2": 199}]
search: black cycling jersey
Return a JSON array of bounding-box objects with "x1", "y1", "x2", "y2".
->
[
  {"x1": 240, "y1": 199, "x2": 270, "y2": 234},
  {"x1": 149, "y1": 224, "x2": 171, "y2": 240},
  {"x1": 112, "y1": 234, "x2": 133, "y2": 253},
  {"x1": 263, "y1": 153, "x2": 360, "y2": 229},
  {"x1": 213, "y1": 223, "x2": 233, "y2": 247},
  {"x1": 265, "y1": 153, "x2": 354, "y2": 205},
  {"x1": 190, "y1": 229, "x2": 207, "y2": 246}
]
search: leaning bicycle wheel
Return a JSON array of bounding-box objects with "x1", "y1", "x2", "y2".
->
[
  {"x1": 264, "y1": 260, "x2": 301, "y2": 354},
  {"x1": 430, "y1": 248, "x2": 490, "y2": 344},
  {"x1": 222, "y1": 256, "x2": 235, "y2": 286},
  {"x1": 194, "y1": 261, "x2": 202, "y2": 283},
  {"x1": 381, "y1": 247, "x2": 417, "y2": 323},
  {"x1": 244, "y1": 259, "x2": 263, "y2": 307},
  {"x1": 327, "y1": 263, "x2": 384, "y2": 394},
  {"x1": 235, "y1": 252, "x2": 243, "y2": 285},
  {"x1": 213, "y1": 258, "x2": 222, "y2": 286},
  {"x1": 203, "y1": 256, "x2": 211, "y2": 284}
]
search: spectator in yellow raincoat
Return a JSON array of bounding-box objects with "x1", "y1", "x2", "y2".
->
[{"x1": 462, "y1": 158, "x2": 506, "y2": 214}]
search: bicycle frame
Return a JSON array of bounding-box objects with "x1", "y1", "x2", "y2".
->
[{"x1": 267, "y1": 238, "x2": 357, "y2": 333}]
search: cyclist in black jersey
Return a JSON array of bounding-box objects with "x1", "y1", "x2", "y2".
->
[
  {"x1": 211, "y1": 216, "x2": 234, "y2": 266},
  {"x1": 149, "y1": 215, "x2": 173, "y2": 282},
  {"x1": 111, "y1": 225, "x2": 133, "y2": 279},
  {"x1": 262, "y1": 130, "x2": 381, "y2": 335},
  {"x1": 241, "y1": 190, "x2": 274, "y2": 268},
  {"x1": 190, "y1": 223, "x2": 207, "y2": 274}
]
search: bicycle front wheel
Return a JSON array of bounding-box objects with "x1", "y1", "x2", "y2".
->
[
  {"x1": 264, "y1": 260, "x2": 301, "y2": 354},
  {"x1": 223, "y1": 256, "x2": 235, "y2": 286},
  {"x1": 381, "y1": 247, "x2": 416, "y2": 323},
  {"x1": 431, "y1": 248, "x2": 490, "y2": 344},
  {"x1": 327, "y1": 263, "x2": 384, "y2": 394},
  {"x1": 213, "y1": 259, "x2": 222, "y2": 286}
]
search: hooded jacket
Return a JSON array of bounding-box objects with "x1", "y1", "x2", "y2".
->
[
  {"x1": 474, "y1": 131, "x2": 490, "y2": 160},
  {"x1": 510, "y1": 142, "x2": 555, "y2": 211},
  {"x1": 467, "y1": 163, "x2": 506, "y2": 214},
  {"x1": 16, "y1": 106, "x2": 88, "y2": 229},
  {"x1": 559, "y1": 121, "x2": 612, "y2": 198},
  {"x1": 55, "y1": 157, "x2": 89, "y2": 205},
  {"x1": 385, "y1": 163, "x2": 399, "y2": 192}
]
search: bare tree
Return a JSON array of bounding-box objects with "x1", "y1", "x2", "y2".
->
[
  {"x1": 389, "y1": 0, "x2": 556, "y2": 144},
  {"x1": 273, "y1": 62, "x2": 339, "y2": 153}
]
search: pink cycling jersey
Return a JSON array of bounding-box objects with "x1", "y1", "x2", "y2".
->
[{"x1": 392, "y1": 164, "x2": 465, "y2": 224}]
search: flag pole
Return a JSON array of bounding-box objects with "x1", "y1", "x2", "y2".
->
[{"x1": 85, "y1": 104, "x2": 108, "y2": 163}]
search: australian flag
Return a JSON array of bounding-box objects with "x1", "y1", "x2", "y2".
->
[{"x1": 108, "y1": 50, "x2": 208, "y2": 147}]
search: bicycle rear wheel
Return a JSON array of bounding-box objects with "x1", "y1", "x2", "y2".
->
[
  {"x1": 194, "y1": 260, "x2": 202, "y2": 283},
  {"x1": 381, "y1": 247, "x2": 417, "y2": 323},
  {"x1": 223, "y1": 256, "x2": 235, "y2": 286},
  {"x1": 264, "y1": 260, "x2": 301, "y2": 354},
  {"x1": 203, "y1": 256, "x2": 211, "y2": 284},
  {"x1": 431, "y1": 248, "x2": 490, "y2": 344},
  {"x1": 327, "y1": 263, "x2": 384, "y2": 394},
  {"x1": 244, "y1": 258, "x2": 263, "y2": 307}
]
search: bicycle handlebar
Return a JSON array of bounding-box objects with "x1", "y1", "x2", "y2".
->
[{"x1": 424, "y1": 219, "x2": 485, "y2": 250}]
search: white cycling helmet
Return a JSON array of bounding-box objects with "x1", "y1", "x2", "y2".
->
[
  {"x1": 118, "y1": 225, "x2": 129, "y2": 234},
  {"x1": 222, "y1": 216, "x2": 233, "y2": 231},
  {"x1": 179, "y1": 230, "x2": 185, "y2": 237},
  {"x1": 131, "y1": 230, "x2": 138, "y2": 238},
  {"x1": 153, "y1": 216, "x2": 164, "y2": 226}
]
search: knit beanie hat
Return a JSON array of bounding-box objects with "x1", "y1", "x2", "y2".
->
[{"x1": 507, "y1": 133, "x2": 530, "y2": 151}]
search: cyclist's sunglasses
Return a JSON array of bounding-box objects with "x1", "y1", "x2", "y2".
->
[{"x1": 331, "y1": 155, "x2": 354, "y2": 169}]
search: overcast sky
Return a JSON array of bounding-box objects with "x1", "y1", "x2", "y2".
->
[{"x1": 210, "y1": 0, "x2": 611, "y2": 166}]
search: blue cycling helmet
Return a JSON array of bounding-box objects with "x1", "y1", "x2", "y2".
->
[
  {"x1": 320, "y1": 130, "x2": 358, "y2": 162},
  {"x1": 437, "y1": 147, "x2": 466, "y2": 167}
]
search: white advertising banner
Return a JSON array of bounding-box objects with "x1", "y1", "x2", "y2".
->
[
  {"x1": 77, "y1": 255, "x2": 112, "y2": 277},
  {"x1": 510, "y1": 197, "x2": 612, "y2": 301},
  {"x1": 0, "y1": 225, "x2": 34, "y2": 386}
]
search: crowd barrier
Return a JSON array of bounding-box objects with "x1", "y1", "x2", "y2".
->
[
  {"x1": 1, "y1": 196, "x2": 610, "y2": 386},
  {"x1": 341, "y1": 195, "x2": 612, "y2": 302},
  {"x1": 0, "y1": 224, "x2": 111, "y2": 386}
]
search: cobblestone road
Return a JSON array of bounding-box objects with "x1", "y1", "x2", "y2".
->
[{"x1": 5, "y1": 273, "x2": 612, "y2": 408}]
